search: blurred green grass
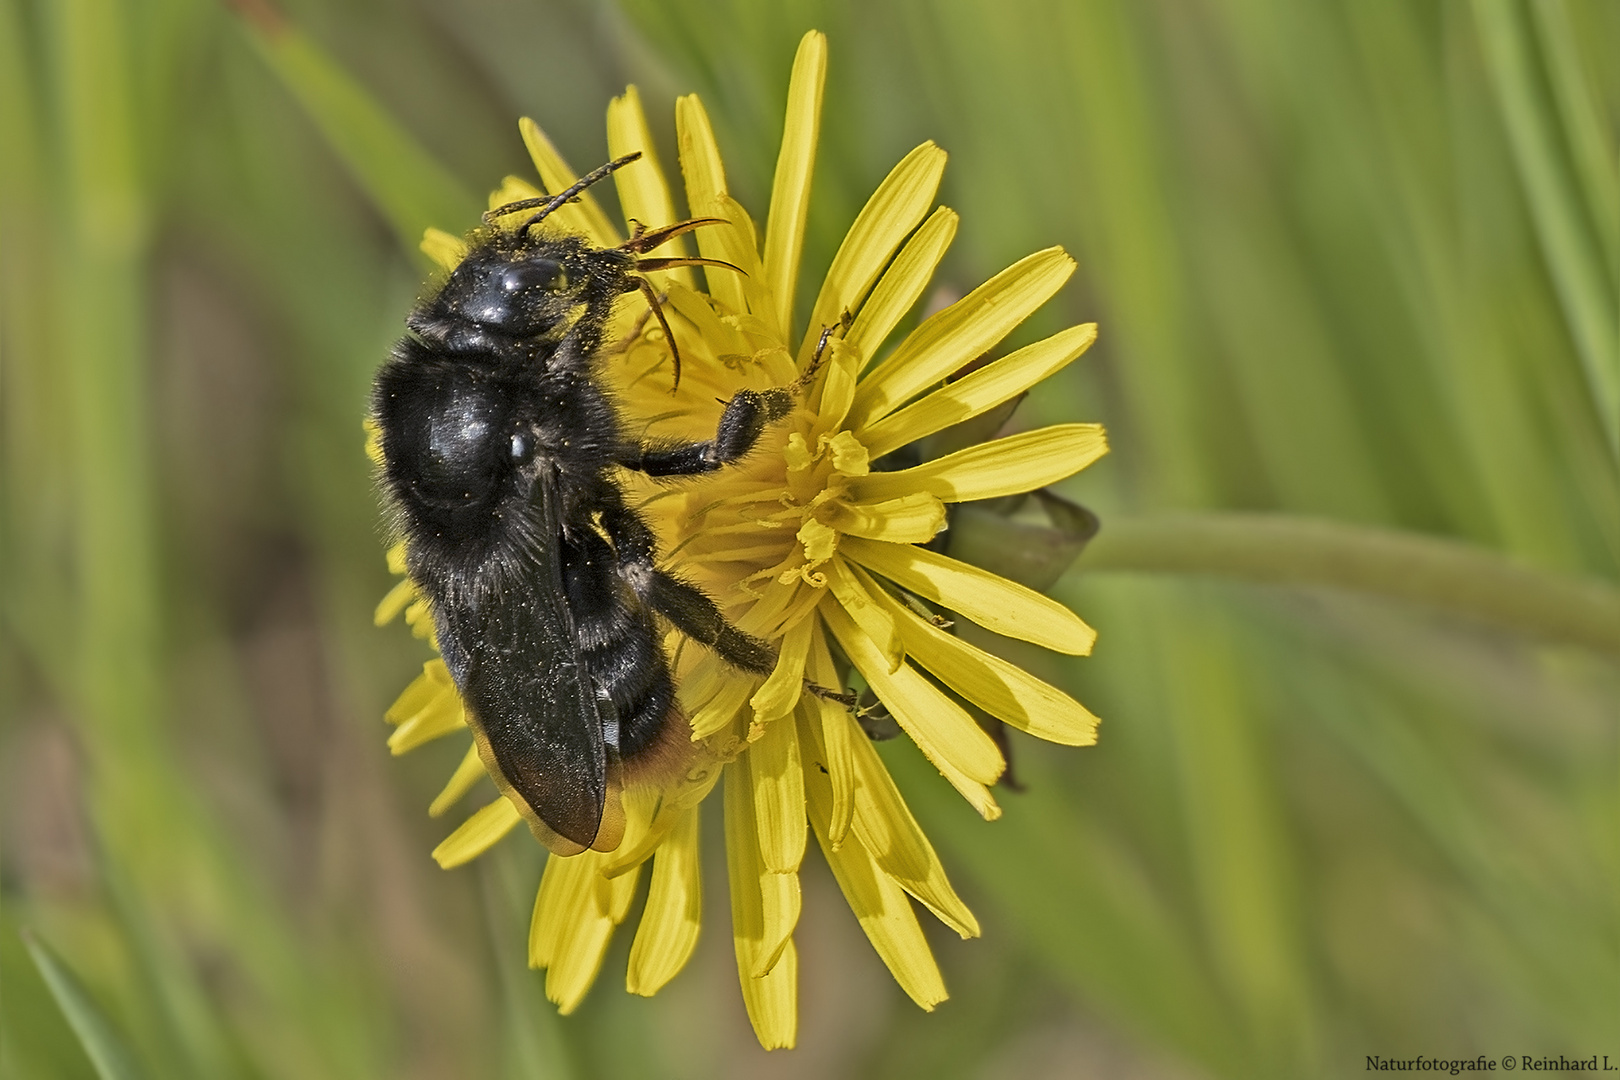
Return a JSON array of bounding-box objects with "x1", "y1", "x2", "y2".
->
[{"x1": 2, "y1": 1, "x2": 1615, "y2": 1078}]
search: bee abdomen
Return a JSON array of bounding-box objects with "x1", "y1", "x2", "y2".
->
[
  {"x1": 581, "y1": 624, "x2": 674, "y2": 759},
  {"x1": 562, "y1": 531, "x2": 677, "y2": 760}
]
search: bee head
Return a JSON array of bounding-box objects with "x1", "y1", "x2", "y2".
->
[
  {"x1": 407, "y1": 152, "x2": 646, "y2": 352},
  {"x1": 412, "y1": 238, "x2": 627, "y2": 347}
]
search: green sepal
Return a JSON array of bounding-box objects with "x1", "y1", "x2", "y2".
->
[{"x1": 944, "y1": 490, "x2": 1100, "y2": 593}]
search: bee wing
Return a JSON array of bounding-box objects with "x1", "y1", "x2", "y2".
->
[{"x1": 436, "y1": 477, "x2": 616, "y2": 856}]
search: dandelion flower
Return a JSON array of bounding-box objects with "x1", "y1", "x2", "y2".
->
[{"x1": 373, "y1": 30, "x2": 1105, "y2": 1050}]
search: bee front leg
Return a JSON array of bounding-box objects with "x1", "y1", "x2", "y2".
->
[
  {"x1": 626, "y1": 385, "x2": 797, "y2": 477},
  {"x1": 624, "y1": 313, "x2": 851, "y2": 477}
]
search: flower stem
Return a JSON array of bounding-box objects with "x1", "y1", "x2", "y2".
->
[{"x1": 1078, "y1": 513, "x2": 1620, "y2": 657}]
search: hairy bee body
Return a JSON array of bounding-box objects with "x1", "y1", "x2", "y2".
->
[{"x1": 373, "y1": 158, "x2": 787, "y2": 854}]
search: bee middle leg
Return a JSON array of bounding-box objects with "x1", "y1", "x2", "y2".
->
[
  {"x1": 595, "y1": 484, "x2": 777, "y2": 674},
  {"x1": 644, "y1": 569, "x2": 775, "y2": 674}
]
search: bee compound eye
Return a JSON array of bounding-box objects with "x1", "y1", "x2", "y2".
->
[
  {"x1": 500, "y1": 258, "x2": 568, "y2": 294},
  {"x1": 510, "y1": 431, "x2": 534, "y2": 462}
]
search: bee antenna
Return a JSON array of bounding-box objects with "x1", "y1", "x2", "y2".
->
[{"x1": 494, "y1": 152, "x2": 642, "y2": 231}]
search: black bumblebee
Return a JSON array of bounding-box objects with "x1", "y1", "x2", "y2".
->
[{"x1": 373, "y1": 155, "x2": 798, "y2": 855}]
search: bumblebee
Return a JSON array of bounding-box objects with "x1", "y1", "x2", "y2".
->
[{"x1": 372, "y1": 155, "x2": 796, "y2": 855}]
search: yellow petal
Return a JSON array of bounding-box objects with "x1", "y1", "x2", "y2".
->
[
  {"x1": 385, "y1": 541, "x2": 407, "y2": 574},
  {"x1": 743, "y1": 940, "x2": 798, "y2": 1051},
  {"x1": 603, "y1": 756, "x2": 723, "y2": 877},
  {"x1": 827, "y1": 430, "x2": 870, "y2": 475},
  {"x1": 689, "y1": 666, "x2": 756, "y2": 741},
  {"x1": 607, "y1": 85, "x2": 694, "y2": 291},
  {"x1": 742, "y1": 577, "x2": 823, "y2": 650},
  {"x1": 750, "y1": 614, "x2": 813, "y2": 724},
  {"x1": 809, "y1": 328, "x2": 861, "y2": 437},
  {"x1": 843, "y1": 535, "x2": 1097, "y2": 656},
  {"x1": 852, "y1": 423, "x2": 1109, "y2": 506},
  {"x1": 386, "y1": 666, "x2": 465, "y2": 755},
  {"x1": 825, "y1": 558, "x2": 902, "y2": 672},
  {"x1": 420, "y1": 227, "x2": 467, "y2": 272},
  {"x1": 804, "y1": 628, "x2": 855, "y2": 845},
  {"x1": 387, "y1": 699, "x2": 464, "y2": 754},
  {"x1": 799, "y1": 142, "x2": 948, "y2": 365},
  {"x1": 384, "y1": 659, "x2": 451, "y2": 724},
  {"x1": 797, "y1": 689, "x2": 980, "y2": 937},
  {"x1": 748, "y1": 713, "x2": 807, "y2": 875},
  {"x1": 545, "y1": 900, "x2": 615, "y2": 1013},
  {"x1": 665, "y1": 280, "x2": 749, "y2": 362},
  {"x1": 757, "y1": 855, "x2": 801, "y2": 982},
  {"x1": 806, "y1": 781, "x2": 947, "y2": 1009},
  {"x1": 537, "y1": 854, "x2": 641, "y2": 990},
  {"x1": 846, "y1": 726, "x2": 981, "y2": 936},
  {"x1": 627, "y1": 806, "x2": 702, "y2": 996},
  {"x1": 607, "y1": 860, "x2": 639, "y2": 922},
  {"x1": 675, "y1": 94, "x2": 748, "y2": 313},
  {"x1": 847, "y1": 247, "x2": 1076, "y2": 431},
  {"x1": 712, "y1": 194, "x2": 778, "y2": 328},
  {"x1": 762, "y1": 31, "x2": 826, "y2": 341},
  {"x1": 403, "y1": 597, "x2": 434, "y2": 640},
  {"x1": 784, "y1": 431, "x2": 814, "y2": 473},
  {"x1": 820, "y1": 599, "x2": 1004, "y2": 803},
  {"x1": 844, "y1": 206, "x2": 957, "y2": 369},
  {"x1": 428, "y1": 741, "x2": 487, "y2": 817},
  {"x1": 530, "y1": 850, "x2": 593, "y2": 969},
  {"x1": 797, "y1": 517, "x2": 838, "y2": 564},
  {"x1": 364, "y1": 419, "x2": 382, "y2": 466},
  {"x1": 823, "y1": 491, "x2": 947, "y2": 543},
  {"x1": 879, "y1": 590, "x2": 1100, "y2": 746},
  {"x1": 517, "y1": 116, "x2": 620, "y2": 246},
  {"x1": 724, "y1": 761, "x2": 802, "y2": 982},
  {"x1": 858, "y1": 323, "x2": 1099, "y2": 460},
  {"x1": 536, "y1": 854, "x2": 640, "y2": 1014},
  {"x1": 594, "y1": 785, "x2": 659, "y2": 874},
  {"x1": 373, "y1": 577, "x2": 418, "y2": 627},
  {"x1": 431, "y1": 796, "x2": 520, "y2": 868}
]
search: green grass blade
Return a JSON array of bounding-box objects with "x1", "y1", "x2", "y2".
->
[
  {"x1": 1, "y1": 915, "x2": 99, "y2": 1080},
  {"x1": 1528, "y1": 0, "x2": 1620, "y2": 292},
  {"x1": 481, "y1": 849, "x2": 580, "y2": 1080},
  {"x1": 1268, "y1": 612, "x2": 1620, "y2": 1041},
  {"x1": 0, "y1": 0, "x2": 75, "y2": 682},
  {"x1": 22, "y1": 931, "x2": 149, "y2": 1080},
  {"x1": 1146, "y1": 591, "x2": 1316, "y2": 1077},
  {"x1": 1340, "y1": 0, "x2": 1588, "y2": 566},
  {"x1": 234, "y1": 3, "x2": 479, "y2": 255},
  {"x1": 1473, "y1": 0, "x2": 1619, "y2": 456}
]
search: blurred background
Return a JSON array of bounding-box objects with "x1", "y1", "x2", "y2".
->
[{"x1": 2, "y1": 0, "x2": 1616, "y2": 1077}]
